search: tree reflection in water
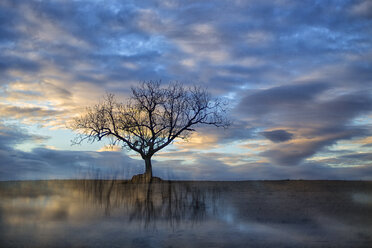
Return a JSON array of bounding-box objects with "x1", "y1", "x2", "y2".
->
[
  {"x1": 1, "y1": 180, "x2": 372, "y2": 247},
  {"x1": 75, "y1": 179, "x2": 221, "y2": 228}
]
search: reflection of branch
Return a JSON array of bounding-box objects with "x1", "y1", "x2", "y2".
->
[
  {"x1": 104, "y1": 178, "x2": 115, "y2": 216},
  {"x1": 76, "y1": 180, "x2": 220, "y2": 228}
]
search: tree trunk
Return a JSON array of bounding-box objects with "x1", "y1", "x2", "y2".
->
[
  {"x1": 131, "y1": 156, "x2": 162, "y2": 183},
  {"x1": 144, "y1": 157, "x2": 153, "y2": 179}
]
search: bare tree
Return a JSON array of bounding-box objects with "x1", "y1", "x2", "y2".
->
[{"x1": 71, "y1": 81, "x2": 230, "y2": 181}]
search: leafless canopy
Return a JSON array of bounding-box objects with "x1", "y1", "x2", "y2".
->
[{"x1": 71, "y1": 81, "x2": 230, "y2": 160}]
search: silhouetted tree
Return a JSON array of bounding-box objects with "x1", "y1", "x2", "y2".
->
[{"x1": 71, "y1": 81, "x2": 229, "y2": 181}]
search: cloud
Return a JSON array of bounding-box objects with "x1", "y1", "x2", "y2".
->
[
  {"x1": 97, "y1": 145, "x2": 123, "y2": 152},
  {"x1": 0, "y1": 122, "x2": 140, "y2": 180},
  {"x1": 236, "y1": 82, "x2": 372, "y2": 166},
  {"x1": 0, "y1": 0, "x2": 371, "y2": 179},
  {"x1": 0, "y1": 104, "x2": 61, "y2": 121},
  {"x1": 353, "y1": 136, "x2": 372, "y2": 147},
  {"x1": 1, "y1": 0, "x2": 370, "y2": 98},
  {"x1": 154, "y1": 153, "x2": 372, "y2": 180},
  {"x1": 351, "y1": 0, "x2": 372, "y2": 19},
  {"x1": 1, "y1": 122, "x2": 372, "y2": 181},
  {"x1": 313, "y1": 152, "x2": 372, "y2": 167},
  {"x1": 237, "y1": 82, "x2": 330, "y2": 116},
  {"x1": 0, "y1": 123, "x2": 48, "y2": 150},
  {"x1": 261, "y1": 130, "x2": 293, "y2": 143},
  {"x1": 0, "y1": 148, "x2": 142, "y2": 181},
  {"x1": 0, "y1": 55, "x2": 41, "y2": 73},
  {"x1": 259, "y1": 133, "x2": 352, "y2": 166},
  {"x1": 173, "y1": 121, "x2": 254, "y2": 151}
]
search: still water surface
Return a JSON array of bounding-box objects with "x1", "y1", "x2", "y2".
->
[{"x1": 1, "y1": 180, "x2": 371, "y2": 247}]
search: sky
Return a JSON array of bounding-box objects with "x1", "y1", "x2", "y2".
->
[{"x1": 1, "y1": 0, "x2": 372, "y2": 180}]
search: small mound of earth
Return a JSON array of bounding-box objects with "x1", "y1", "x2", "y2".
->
[{"x1": 130, "y1": 173, "x2": 163, "y2": 183}]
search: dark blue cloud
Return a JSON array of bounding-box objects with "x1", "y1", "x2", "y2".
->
[
  {"x1": 261, "y1": 130, "x2": 293, "y2": 143},
  {"x1": 237, "y1": 83, "x2": 372, "y2": 166},
  {"x1": 237, "y1": 82, "x2": 330, "y2": 115},
  {"x1": 0, "y1": 124, "x2": 143, "y2": 180},
  {"x1": 0, "y1": 123, "x2": 48, "y2": 150},
  {"x1": 1, "y1": 0, "x2": 371, "y2": 92},
  {"x1": 0, "y1": 55, "x2": 41, "y2": 73}
]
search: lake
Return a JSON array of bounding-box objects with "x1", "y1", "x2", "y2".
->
[{"x1": 1, "y1": 180, "x2": 371, "y2": 247}]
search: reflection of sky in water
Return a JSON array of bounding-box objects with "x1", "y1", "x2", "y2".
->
[{"x1": 0, "y1": 181, "x2": 371, "y2": 247}]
